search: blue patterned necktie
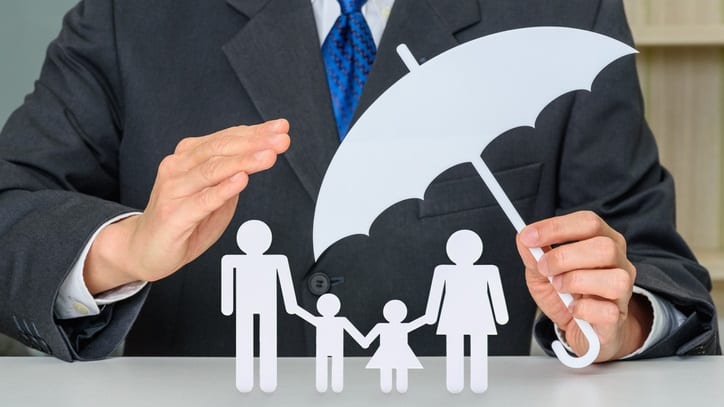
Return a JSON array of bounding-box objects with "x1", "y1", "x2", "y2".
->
[{"x1": 322, "y1": 0, "x2": 377, "y2": 141}]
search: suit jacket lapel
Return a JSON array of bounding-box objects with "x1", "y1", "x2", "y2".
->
[
  {"x1": 224, "y1": 0, "x2": 339, "y2": 200},
  {"x1": 353, "y1": 0, "x2": 481, "y2": 124},
  {"x1": 223, "y1": 0, "x2": 482, "y2": 200}
]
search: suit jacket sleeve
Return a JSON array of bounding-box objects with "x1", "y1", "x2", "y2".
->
[
  {"x1": 533, "y1": 0, "x2": 720, "y2": 358},
  {"x1": 0, "y1": 0, "x2": 149, "y2": 361}
]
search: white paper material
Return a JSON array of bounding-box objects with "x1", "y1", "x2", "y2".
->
[
  {"x1": 221, "y1": 220, "x2": 300, "y2": 393},
  {"x1": 295, "y1": 293, "x2": 367, "y2": 393},
  {"x1": 223, "y1": 27, "x2": 640, "y2": 394},
  {"x1": 422, "y1": 230, "x2": 508, "y2": 393},
  {"x1": 313, "y1": 26, "x2": 636, "y2": 369}
]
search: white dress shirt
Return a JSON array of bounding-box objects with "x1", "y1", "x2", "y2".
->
[
  {"x1": 54, "y1": 0, "x2": 682, "y2": 359},
  {"x1": 55, "y1": 212, "x2": 144, "y2": 319},
  {"x1": 311, "y1": 0, "x2": 394, "y2": 46}
]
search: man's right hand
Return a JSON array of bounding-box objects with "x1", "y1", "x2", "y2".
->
[{"x1": 83, "y1": 119, "x2": 291, "y2": 295}]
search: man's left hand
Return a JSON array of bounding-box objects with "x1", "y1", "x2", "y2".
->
[{"x1": 516, "y1": 211, "x2": 653, "y2": 362}]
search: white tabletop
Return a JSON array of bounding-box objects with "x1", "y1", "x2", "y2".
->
[{"x1": 0, "y1": 356, "x2": 722, "y2": 406}]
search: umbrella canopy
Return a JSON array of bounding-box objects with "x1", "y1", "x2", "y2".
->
[{"x1": 313, "y1": 27, "x2": 637, "y2": 260}]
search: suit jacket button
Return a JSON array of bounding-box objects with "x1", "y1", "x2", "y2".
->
[{"x1": 307, "y1": 272, "x2": 331, "y2": 296}]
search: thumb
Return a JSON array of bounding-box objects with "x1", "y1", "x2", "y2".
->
[
  {"x1": 515, "y1": 232, "x2": 539, "y2": 271},
  {"x1": 561, "y1": 319, "x2": 596, "y2": 358}
]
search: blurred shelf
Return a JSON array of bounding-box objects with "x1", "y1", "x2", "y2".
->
[
  {"x1": 631, "y1": 25, "x2": 724, "y2": 47},
  {"x1": 695, "y1": 249, "x2": 724, "y2": 282}
]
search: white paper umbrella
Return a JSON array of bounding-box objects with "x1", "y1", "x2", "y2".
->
[{"x1": 313, "y1": 27, "x2": 637, "y2": 368}]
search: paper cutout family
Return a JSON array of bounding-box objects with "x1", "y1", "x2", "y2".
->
[
  {"x1": 222, "y1": 220, "x2": 508, "y2": 394},
  {"x1": 220, "y1": 26, "x2": 639, "y2": 394}
]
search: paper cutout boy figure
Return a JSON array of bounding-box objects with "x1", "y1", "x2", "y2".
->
[
  {"x1": 422, "y1": 229, "x2": 509, "y2": 394},
  {"x1": 295, "y1": 293, "x2": 366, "y2": 393},
  {"x1": 360, "y1": 300, "x2": 426, "y2": 394},
  {"x1": 221, "y1": 220, "x2": 300, "y2": 393}
]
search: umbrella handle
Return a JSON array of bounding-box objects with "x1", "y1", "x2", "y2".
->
[
  {"x1": 397, "y1": 44, "x2": 421, "y2": 72},
  {"x1": 470, "y1": 158, "x2": 600, "y2": 368}
]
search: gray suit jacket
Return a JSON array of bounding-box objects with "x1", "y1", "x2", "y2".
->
[{"x1": 0, "y1": 0, "x2": 719, "y2": 361}]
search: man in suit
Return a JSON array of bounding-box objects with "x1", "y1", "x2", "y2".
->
[{"x1": 0, "y1": 0, "x2": 719, "y2": 363}]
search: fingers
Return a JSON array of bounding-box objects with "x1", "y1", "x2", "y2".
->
[
  {"x1": 525, "y1": 267, "x2": 573, "y2": 327},
  {"x1": 166, "y1": 150, "x2": 277, "y2": 197},
  {"x1": 519, "y1": 211, "x2": 625, "y2": 249},
  {"x1": 555, "y1": 296, "x2": 624, "y2": 361},
  {"x1": 174, "y1": 119, "x2": 290, "y2": 172},
  {"x1": 183, "y1": 128, "x2": 288, "y2": 171},
  {"x1": 552, "y1": 268, "x2": 633, "y2": 309},
  {"x1": 562, "y1": 317, "x2": 617, "y2": 361},
  {"x1": 174, "y1": 119, "x2": 289, "y2": 154},
  {"x1": 515, "y1": 232, "x2": 547, "y2": 271},
  {"x1": 518, "y1": 211, "x2": 635, "y2": 314},
  {"x1": 157, "y1": 119, "x2": 289, "y2": 199},
  {"x1": 537, "y1": 236, "x2": 627, "y2": 277},
  {"x1": 517, "y1": 212, "x2": 642, "y2": 361},
  {"x1": 568, "y1": 297, "x2": 622, "y2": 327},
  {"x1": 181, "y1": 172, "x2": 250, "y2": 224},
  {"x1": 123, "y1": 121, "x2": 289, "y2": 287}
]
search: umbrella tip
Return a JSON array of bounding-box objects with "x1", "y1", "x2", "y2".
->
[{"x1": 396, "y1": 44, "x2": 421, "y2": 72}]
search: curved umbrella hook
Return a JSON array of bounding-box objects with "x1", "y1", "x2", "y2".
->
[
  {"x1": 551, "y1": 314, "x2": 601, "y2": 368},
  {"x1": 548, "y1": 286, "x2": 600, "y2": 368},
  {"x1": 470, "y1": 158, "x2": 601, "y2": 368}
]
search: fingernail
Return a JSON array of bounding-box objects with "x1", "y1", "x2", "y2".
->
[
  {"x1": 520, "y1": 226, "x2": 539, "y2": 246},
  {"x1": 567, "y1": 301, "x2": 575, "y2": 314},
  {"x1": 537, "y1": 256, "x2": 548, "y2": 276},
  {"x1": 552, "y1": 275, "x2": 562, "y2": 290}
]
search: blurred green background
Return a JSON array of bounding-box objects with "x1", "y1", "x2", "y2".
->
[
  {"x1": 0, "y1": 0, "x2": 79, "y2": 125},
  {"x1": 0, "y1": 0, "x2": 79, "y2": 356}
]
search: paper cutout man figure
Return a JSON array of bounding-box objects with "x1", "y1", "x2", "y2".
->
[
  {"x1": 360, "y1": 300, "x2": 426, "y2": 394},
  {"x1": 221, "y1": 220, "x2": 300, "y2": 393},
  {"x1": 295, "y1": 293, "x2": 366, "y2": 393},
  {"x1": 423, "y1": 230, "x2": 509, "y2": 394}
]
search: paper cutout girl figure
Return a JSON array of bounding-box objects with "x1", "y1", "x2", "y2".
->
[
  {"x1": 422, "y1": 230, "x2": 509, "y2": 394},
  {"x1": 360, "y1": 300, "x2": 426, "y2": 394},
  {"x1": 295, "y1": 293, "x2": 367, "y2": 393},
  {"x1": 221, "y1": 220, "x2": 301, "y2": 393}
]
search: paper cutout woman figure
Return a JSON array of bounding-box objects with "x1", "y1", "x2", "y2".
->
[
  {"x1": 422, "y1": 229, "x2": 509, "y2": 394},
  {"x1": 295, "y1": 293, "x2": 367, "y2": 393},
  {"x1": 220, "y1": 220, "x2": 301, "y2": 393},
  {"x1": 360, "y1": 300, "x2": 426, "y2": 394}
]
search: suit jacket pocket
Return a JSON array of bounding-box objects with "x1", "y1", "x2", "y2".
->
[{"x1": 419, "y1": 162, "x2": 543, "y2": 218}]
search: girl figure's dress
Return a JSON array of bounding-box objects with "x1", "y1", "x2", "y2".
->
[
  {"x1": 365, "y1": 322, "x2": 423, "y2": 370},
  {"x1": 362, "y1": 300, "x2": 426, "y2": 393}
]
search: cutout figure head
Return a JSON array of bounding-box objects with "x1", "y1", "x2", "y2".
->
[
  {"x1": 382, "y1": 300, "x2": 407, "y2": 323},
  {"x1": 446, "y1": 229, "x2": 483, "y2": 265},
  {"x1": 317, "y1": 293, "x2": 341, "y2": 317},
  {"x1": 236, "y1": 220, "x2": 272, "y2": 255}
]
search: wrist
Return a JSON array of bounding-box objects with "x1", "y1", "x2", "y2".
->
[{"x1": 83, "y1": 215, "x2": 143, "y2": 295}]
